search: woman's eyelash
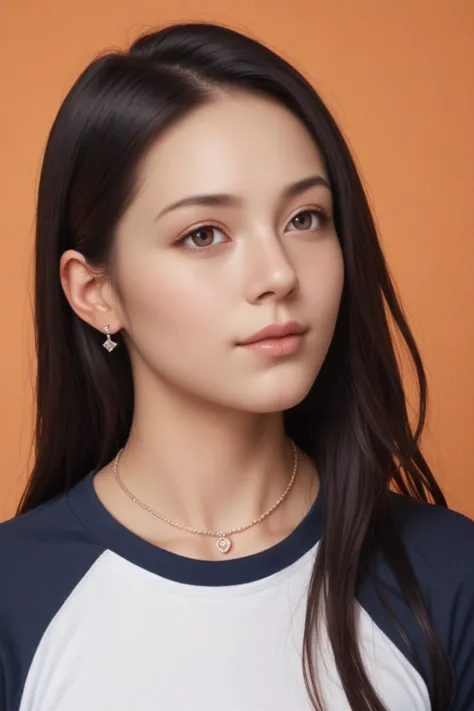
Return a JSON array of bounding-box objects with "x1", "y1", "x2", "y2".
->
[{"x1": 178, "y1": 207, "x2": 331, "y2": 253}]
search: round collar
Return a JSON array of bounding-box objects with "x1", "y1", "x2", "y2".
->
[{"x1": 67, "y1": 467, "x2": 325, "y2": 587}]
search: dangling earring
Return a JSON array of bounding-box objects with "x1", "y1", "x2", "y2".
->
[{"x1": 103, "y1": 324, "x2": 118, "y2": 353}]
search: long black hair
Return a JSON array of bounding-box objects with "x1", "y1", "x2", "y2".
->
[{"x1": 18, "y1": 21, "x2": 453, "y2": 711}]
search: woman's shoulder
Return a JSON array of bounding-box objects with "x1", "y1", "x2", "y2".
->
[
  {"x1": 359, "y1": 491, "x2": 474, "y2": 708},
  {"x1": 387, "y1": 489, "x2": 474, "y2": 583},
  {"x1": 0, "y1": 488, "x2": 90, "y2": 563},
  {"x1": 0, "y1": 485, "x2": 105, "y2": 622},
  {"x1": 0, "y1": 483, "x2": 107, "y2": 705}
]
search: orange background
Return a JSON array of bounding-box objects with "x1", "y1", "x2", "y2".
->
[{"x1": 0, "y1": 1, "x2": 473, "y2": 520}]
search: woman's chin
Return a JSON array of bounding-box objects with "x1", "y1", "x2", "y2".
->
[{"x1": 235, "y1": 376, "x2": 315, "y2": 414}]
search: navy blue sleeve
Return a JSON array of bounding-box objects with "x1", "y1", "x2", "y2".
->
[
  {"x1": 0, "y1": 492, "x2": 104, "y2": 711},
  {"x1": 358, "y1": 492, "x2": 474, "y2": 711},
  {"x1": 444, "y1": 567, "x2": 474, "y2": 710},
  {"x1": 0, "y1": 649, "x2": 5, "y2": 711},
  {"x1": 393, "y1": 495, "x2": 474, "y2": 711}
]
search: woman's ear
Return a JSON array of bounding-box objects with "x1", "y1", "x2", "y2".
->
[{"x1": 59, "y1": 249, "x2": 122, "y2": 334}]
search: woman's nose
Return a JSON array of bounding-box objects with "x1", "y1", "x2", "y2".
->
[{"x1": 243, "y1": 236, "x2": 299, "y2": 304}]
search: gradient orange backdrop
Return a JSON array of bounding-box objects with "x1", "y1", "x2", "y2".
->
[{"x1": 1, "y1": 0, "x2": 473, "y2": 520}]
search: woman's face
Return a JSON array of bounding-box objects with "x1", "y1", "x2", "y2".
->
[{"x1": 111, "y1": 91, "x2": 344, "y2": 413}]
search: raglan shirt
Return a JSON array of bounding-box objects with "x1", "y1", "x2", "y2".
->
[{"x1": 0, "y1": 470, "x2": 473, "y2": 711}]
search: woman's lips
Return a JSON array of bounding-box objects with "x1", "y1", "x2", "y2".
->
[
  {"x1": 241, "y1": 333, "x2": 305, "y2": 357},
  {"x1": 238, "y1": 321, "x2": 306, "y2": 345},
  {"x1": 237, "y1": 321, "x2": 307, "y2": 357}
]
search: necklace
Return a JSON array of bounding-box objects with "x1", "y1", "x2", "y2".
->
[{"x1": 113, "y1": 441, "x2": 299, "y2": 555}]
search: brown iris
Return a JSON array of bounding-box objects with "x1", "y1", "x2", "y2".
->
[
  {"x1": 190, "y1": 227, "x2": 215, "y2": 248},
  {"x1": 291, "y1": 211, "x2": 314, "y2": 230}
]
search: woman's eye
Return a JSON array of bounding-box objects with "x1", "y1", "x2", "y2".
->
[
  {"x1": 286, "y1": 209, "x2": 328, "y2": 232},
  {"x1": 181, "y1": 225, "x2": 227, "y2": 251}
]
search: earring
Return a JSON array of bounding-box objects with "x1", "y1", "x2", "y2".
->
[{"x1": 103, "y1": 324, "x2": 118, "y2": 353}]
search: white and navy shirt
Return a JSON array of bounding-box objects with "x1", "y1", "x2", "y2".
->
[{"x1": 0, "y1": 469, "x2": 473, "y2": 711}]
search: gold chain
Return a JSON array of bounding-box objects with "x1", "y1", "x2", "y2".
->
[{"x1": 113, "y1": 441, "x2": 299, "y2": 554}]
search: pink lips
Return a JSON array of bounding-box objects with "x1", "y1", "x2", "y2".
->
[{"x1": 237, "y1": 321, "x2": 307, "y2": 357}]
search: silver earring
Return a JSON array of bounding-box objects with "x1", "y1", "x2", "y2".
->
[{"x1": 103, "y1": 324, "x2": 118, "y2": 353}]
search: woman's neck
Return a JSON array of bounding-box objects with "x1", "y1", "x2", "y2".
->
[
  {"x1": 93, "y1": 377, "x2": 319, "y2": 560},
  {"x1": 119, "y1": 399, "x2": 295, "y2": 533}
]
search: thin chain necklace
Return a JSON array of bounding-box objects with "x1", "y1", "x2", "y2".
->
[{"x1": 113, "y1": 441, "x2": 299, "y2": 555}]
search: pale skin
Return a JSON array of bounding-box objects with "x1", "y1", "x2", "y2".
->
[{"x1": 60, "y1": 90, "x2": 345, "y2": 561}]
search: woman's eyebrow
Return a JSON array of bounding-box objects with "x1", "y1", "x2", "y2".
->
[{"x1": 154, "y1": 174, "x2": 331, "y2": 221}]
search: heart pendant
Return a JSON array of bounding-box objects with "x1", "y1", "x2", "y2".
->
[{"x1": 216, "y1": 537, "x2": 232, "y2": 554}]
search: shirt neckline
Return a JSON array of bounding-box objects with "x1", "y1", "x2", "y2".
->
[{"x1": 67, "y1": 467, "x2": 325, "y2": 587}]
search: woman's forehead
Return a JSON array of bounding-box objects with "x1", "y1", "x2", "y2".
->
[{"x1": 134, "y1": 93, "x2": 328, "y2": 208}]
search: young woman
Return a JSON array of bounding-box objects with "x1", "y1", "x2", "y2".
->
[{"x1": 0, "y1": 20, "x2": 472, "y2": 711}]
